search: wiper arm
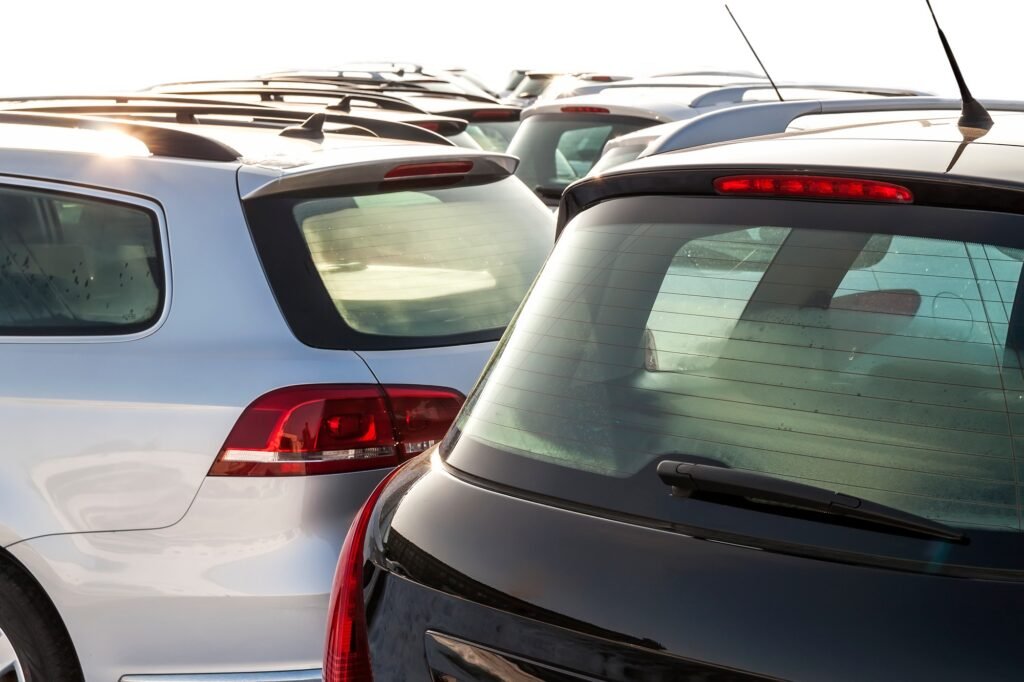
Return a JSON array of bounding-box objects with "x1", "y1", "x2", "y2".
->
[{"x1": 657, "y1": 460, "x2": 966, "y2": 543}]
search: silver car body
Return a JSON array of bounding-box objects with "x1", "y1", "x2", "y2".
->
[{"x1": 0, "y1": 121, "x2": 550, "y2": 680}]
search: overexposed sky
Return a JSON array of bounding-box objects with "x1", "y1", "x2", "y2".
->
[{"x1": 0, "y1": 0, "x2": 1020, "y2": 98}]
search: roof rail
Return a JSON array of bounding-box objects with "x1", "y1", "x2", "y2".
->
[
  {"x1": 0, "y1": 111, "x2": 240, "y2": 161},
  {"x1": 146, "y1": 85, "x2": 428, "y2": 113},
  {"x1": 687, "y1": 84, "x2": 932, "y2": 108},
  {"x1": 154, "y1": 76, "x2": 500, "y2": 104},
  {"x1": 560, "y1": 79, "x2": 769, "y2": 99},
  {"x1": 0, "y1": 92, "x2": 288, "y2": 109},
  {"x1": 651, "y1": 70, "x2": 767, "y2": 79},
  {"x1": 2, "y1": 102, "x2": 453, "y2": 146},
  {"x1": 260, "y1": 70, "x2": 461, "y2": 89},
  {"x1": 641, "y1": 97, "x2": 1024, "y2": 157}
]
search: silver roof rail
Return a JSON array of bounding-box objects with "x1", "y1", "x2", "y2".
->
[
  {"x1": 687, "y1": 84, "x2": 932, "y2": 109},
  {"x1": 641, "y1": 97, "x2": 1024, "y2": 158},
  {"x1": 651, "y1": 70, "x2": 766, "y2": 79}
]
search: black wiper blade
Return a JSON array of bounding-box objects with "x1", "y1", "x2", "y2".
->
[{"x1": 657, "y1": 460, "x2": 966, "y2": 543}]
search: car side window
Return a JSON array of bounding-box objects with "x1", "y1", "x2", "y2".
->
[{"x1": 0, "y1": 185, "x2": 163, "y2": 335}]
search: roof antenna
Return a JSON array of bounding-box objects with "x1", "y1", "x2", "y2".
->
[
  {"x1": 925, "y1": 0, "x2": 991, "y2": 131},
  {"x1": 724, "y1": 3, "x2": 783, "y2": 102},
  {"x1": 279, "y1": 112, "x2": 325, "y2": 141}
]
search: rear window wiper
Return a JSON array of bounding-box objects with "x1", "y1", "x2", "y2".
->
[{"x1": 657, "y1": 460, "x2": 966, "y2": 543}]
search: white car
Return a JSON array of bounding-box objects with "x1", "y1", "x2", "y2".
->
[
  {"x1": 508, "y1": 80, "x2": 927, "y2": 206},
  {"x1": 0, "y1": 107, "x2": 552, "y2": 681}
]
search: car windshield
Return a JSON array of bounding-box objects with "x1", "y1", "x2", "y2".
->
[
  {"x1": 508, "y1": 114, "x2": 655, "y2": 197},
  {"x1": 444, "y1": 194, "x2": 1024, "y2": 568}
]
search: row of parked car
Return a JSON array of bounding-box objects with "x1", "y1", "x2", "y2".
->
[{"x1": 0, "y1": 51, "x2": 1021, "y2": 681}]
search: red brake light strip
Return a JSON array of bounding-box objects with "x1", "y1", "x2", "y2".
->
[{"x1": 714, "y1": 175, "x2": 913, "y2": 203}]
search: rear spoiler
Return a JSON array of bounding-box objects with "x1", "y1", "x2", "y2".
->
[{"x1": 241, "y1": 153, "x2": 519, "y2": 200}]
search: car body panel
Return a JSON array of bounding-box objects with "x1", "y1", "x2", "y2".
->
[
  {"x1": 0, "y1": 160, "x2": 382, "y2": 543},
  {"x1": 357, "y1": 342, "x2": 498, "y2": 397},
  {"x1": 10, "y1": 471, "x2": 385, "y2": 681},
  {"x1": 612, "y1": 132, "x2": 1024, "y2": 188},
  {"x1": 368, "y1": 454, "x2": 1024, "y2": 681}
]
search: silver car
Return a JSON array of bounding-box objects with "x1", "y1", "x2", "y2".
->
[{"x1": 0, "y1": 110, "x2": 552, "y2": 681}]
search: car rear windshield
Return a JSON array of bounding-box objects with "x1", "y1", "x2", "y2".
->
[
  {"x1": 245, "y1": 175, "x2": 553, "y2": 350},
  {"x1": 514, "y1": 75, "x2": 555, "y2": 99},
  {"x1": 586, "y1": 142, "x2": 648, "y2": 177},
  {"x1": 444, "y1": 194, "x2": 1024, "y2": 569},
  {"x1": 508, "y1": 114, "x2": 656, "y2": 196},
  {"x1": 465, "y1": 121, "x2": 520, "y2": 152}
]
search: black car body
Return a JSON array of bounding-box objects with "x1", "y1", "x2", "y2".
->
[{"x1": 325, "y1": 109, "x2": 1024, "y2": 681}]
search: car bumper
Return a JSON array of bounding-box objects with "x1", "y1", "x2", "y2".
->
[{"x1": 8, "y1": 470, "x2": 385, "y2": 682}]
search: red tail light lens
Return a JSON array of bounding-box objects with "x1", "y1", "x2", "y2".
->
[
  {"x1": 470, "y1": 109, "x2": 519, "y2": 122},
  {"x1": 323, "y1": 463, "x2": 405, "y2": 682},
  {"x1": 714, "y1": 175, "x2": 913, "y2": 203},
  {"x1": 209, "y1": 385, "x2": 463, "y2": 476},
  {"x1": 387, "y1": 387, "x2": 464, "y2": 458},
  {"x1": 383, "y1": 160, "x2": 474, "y2": 179},
  {"x1": 560, "y1": 106, "x2": 610, "y2": 114}
]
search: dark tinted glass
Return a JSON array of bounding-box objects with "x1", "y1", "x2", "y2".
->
[
  {"x1": 446, "y1": 195, "x2": 1024, "y2": 567},
  {"x1": 508, "y1": 114, "x2": 655, "y2": 194},
  {"x1": 0, "y1": 186, "x2": 162, "y2": 334}
]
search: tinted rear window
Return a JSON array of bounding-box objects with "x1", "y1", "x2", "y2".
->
[
  {"x1": 445, "y1": 195, "x2": 1024, "y2": 572},
  {"x1": 465, "y1": 121, "x2": 520, "y2": 152},
  {"x1": 508, "y1": 114, "x2": 655, "y2": 196},
  {"x1": 246, "y1": 176, "x2": 553, "y2": 349}
]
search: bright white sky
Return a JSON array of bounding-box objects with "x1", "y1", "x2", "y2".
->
[{"x1": 0, "y1": 0, "x2": 1020, "y2": 99}]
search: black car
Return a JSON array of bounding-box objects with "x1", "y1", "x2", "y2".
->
[{"x1": 324, "y1": 103, "x2": 1024, "y2": 681}]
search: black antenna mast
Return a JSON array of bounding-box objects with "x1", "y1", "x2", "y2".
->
[
  {"x1": 925, "y1": 0, "x2": 992, "y2": 130},
  {"x1": 724, "y1": 3, "x2": 783, "y2": 102}
]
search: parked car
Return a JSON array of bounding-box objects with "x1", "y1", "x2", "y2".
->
[
  {"x1": 325, "y1": 97, "x2": 1024, "y2": 681},
  {"x1": 501, "y1": 71, "x2": 631, "y2": 108},
  {"x1": 0, "y1": 107, "x2": 552, "y2": 681},
  {"x1": 499, "y1": 68, "x2": 530, "y2": 98},
  {"x1": 509, "y1": 83, "x2": 926, "y2": 206}
]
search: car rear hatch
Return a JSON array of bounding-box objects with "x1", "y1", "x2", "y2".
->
[
  {"x1": 508, "y1": 110, "x2": 660, "y2": 205},
  {"x1": 405, "y1": 99, "x2": 523, "y2": 152},
  {"x1": 383, "y1": 170, "x2": 1024, "y2": 679},
  {"x1": 238, "y1": 147, "x2": 554, "y2": 398}
]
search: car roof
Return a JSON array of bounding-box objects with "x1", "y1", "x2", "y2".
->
[
  {"x1": 600, "y1": 109, "x2": 1024, "y2": 188},
  {"x1": 0, "y1": 113, "x2": 516, "y2": 193}
]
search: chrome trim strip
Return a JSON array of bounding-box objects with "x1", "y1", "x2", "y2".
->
[{"x1": 120, "y1": 670, "x2": 321, "y2": 682}]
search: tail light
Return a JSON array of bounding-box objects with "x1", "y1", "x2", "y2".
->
[
  {"x1": 323, "y1": 462, "x2": 406, "y2": 682},
  {"x1": 383, "y1": 160, "x2": 474, "y2": 180},
  {"x1": 560, "y1": 106, "x2": 609, "y2": 114},
  {"x1": 714, "y1": 175, "x2": 913, "y2": 203},
  {"x1": 408, "y1": 120, "x2": 464, "y2": 136},
  {"x1": 208, "y1": 384, "x2": 463, "y2": 476},
  {"x1": 470, "y1": 109, "x2": 519, "y2": 122}
]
